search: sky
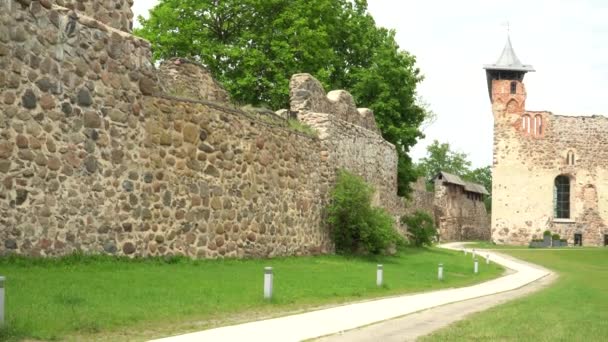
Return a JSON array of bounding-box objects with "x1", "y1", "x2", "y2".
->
[{"x1": 132, "y1": 0, "x2": 608, "y2": 168}]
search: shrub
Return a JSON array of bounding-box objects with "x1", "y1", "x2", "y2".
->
[
  {"x1": 543, "y1": 230, "x2": 552, "y2": 237},
  {"x1": 327, "y1": 170, "x2": 403, "y2": 254},
  {"x1": 401, "y1": 211, "x2": 436, "y2": 247},
  {"x1": 552, "y1": 233, "x2": 561, "y2": 240}
]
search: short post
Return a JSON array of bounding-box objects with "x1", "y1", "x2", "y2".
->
[
  {"x1": 464, "y1": 249, "x2": 468, "y2": 256},
  {"x1": 438, "y1": 263, "x2": 444, "y2": 281},
  {"x1": 474, "y1": 259, "x2": 479, "y2": 274},
  {"x1": 0, "y1": 276, "x2": 4, "y2": 325},
  {"x1": 472, "y1": 249, "x2": 476, "y2": 259},
  {"x1": 376, "y1": 264, "x2": 383, "y2": 287},
  {"x1": 486, "y1": 254, "x2": 490, "y2": 265},
  {"x1": 264, "y1": 267, "x2": 273, "y2": 300}
]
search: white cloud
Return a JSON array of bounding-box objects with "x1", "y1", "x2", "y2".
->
[{"x1": 132, "y1": 0, "x2": 608, "y2": 167}]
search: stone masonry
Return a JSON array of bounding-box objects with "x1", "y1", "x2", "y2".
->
[
  {"x1": 489, "y1": 39, "x2": 608, "y2": 246},
  {"x1": 0, "y1": 0, "x2": 489, "y2": 257},
  {"x1": 0, "y1": 0, "x2": 418, "y2": 257}
]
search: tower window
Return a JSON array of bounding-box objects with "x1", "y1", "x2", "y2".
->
[
  {"x1": 510, "y1": 81, "x2": 517, "y2": 94},
  {"x1": 522, "y1": 114, "x2": 531, "y2": 134},
  {"x1": 567, "y1": 151, "x2": 575, "y2": 165},
  {"x1": 554, "y1": 175, "x2": 571, "y2": 219},
  {"x1": 534, "y1": 115, "x2": 543, "y2": 136}
]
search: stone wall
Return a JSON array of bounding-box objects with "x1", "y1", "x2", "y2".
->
[
  {"x1": 434, "y1": 181, "x2": 490, "y2": 242},
  {"x1": 492, "y1": 78, "x2": 608, "y2": 246},
  {"x1": 290, "y1": 74, "x2": 380, "y2": 134},
  {"x1": 1, "y1": 0, "x2": 419, "y2": 257},
  {"x1": 12, "y1": 0, "x2": 135, "y2": 33},
  {"x1": 158, "y1": 58, "x2": 230, "y2": 104},
  {"x1": 290, "y1": 74, "x2": 403, "y2": 216}
]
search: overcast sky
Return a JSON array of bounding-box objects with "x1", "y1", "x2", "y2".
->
[{"x1": 132, "y1": 0, "x2": 608, "y2": 168}]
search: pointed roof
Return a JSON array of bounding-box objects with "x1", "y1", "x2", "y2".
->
[{"x1": 484, "y1": 36, "x2": 535, "y2": 72}]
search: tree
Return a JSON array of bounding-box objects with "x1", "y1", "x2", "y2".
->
[
  {"x1": 327, "y1": 170, "x2": 403, "y2": 255},
  {"x1": 417, "y1": 140, "x2": 471, "y2": 184},
  {"x1": 463, "y1": 166, "x2": 492, "y2": 212},
  {"x1": 135, "y1": 0, "x2": 429, "y2": 196},
  {"x1": 401, "y1": 211, "x2": 436, "y2": 247},
  {"x1": 417, "y1": 141, "x2": 492, "y2": 212}
]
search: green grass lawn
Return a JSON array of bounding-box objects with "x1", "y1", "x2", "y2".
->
[
  {"x1": 0, "y1": 248, "x2": 502, "y2": 341},
  {"x1": 421, "y1": 248, "x2": 608, "y2": 341}
]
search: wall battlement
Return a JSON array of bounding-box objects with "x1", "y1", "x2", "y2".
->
[
  {"x1": 290, "y1": 74, "x2": 380, "y2": 134},
  {"x1": 0, "y1": 1, "x2": 485, "y2": 257}
]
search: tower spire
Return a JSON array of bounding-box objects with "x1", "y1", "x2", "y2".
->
[{"x1": 483, "y1": 35, "x2": 535, "y2": 101}]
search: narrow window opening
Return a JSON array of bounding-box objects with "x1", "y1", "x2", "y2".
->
[
  {"x1": 522, "y1": 115, "x2": 531, "y2": 134},
  {"x1": 510, "y1": 81, "x2": 517, "y2": 94},
  {"x1": 567, "y1": 151, "x2": 575, "y2": 165},
  {"x1": 534, "y1": 115, "x2": 543, "y2": 136},
  {"x1": 554, "y1": 175, "x2": 571, "y2": 219}
]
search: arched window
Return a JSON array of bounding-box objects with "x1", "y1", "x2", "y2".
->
[
  {"x1": 522, "y1": 115, "x2": 531, "y2": 134},
  {"x1": 534, "y1": 115, "x2": 543, "y2": 136},
  {"x1": 567, "y1": 151, "x2": 575, "y2": 165},
  {"x1": 554, "y1": 175, "x2": 570, "y2": 219},
  {"x1": 510, "y1": 81, "x2": 517, "y2": 94}
]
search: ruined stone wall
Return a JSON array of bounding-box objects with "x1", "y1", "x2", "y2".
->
[
  {"x1": 290, "y1": 74, "x2": 404, "y2": 216},
  {"x1": 492, "y1": 79, "x2": 608, "y2": 246},
  {"x1": 290, "y1": 74, "x2": 380, "y2": 134},
  {"x1": 3, "y1": 0, "x2": 438, "y2": 257},
  {"x1": 13, "y1": 0, "x2": 135, "y2": 33},
  {"x1": 434, "y1": 181, "x2": 490, "y2": 242},
  {"x1": 158, "y1": 58, "x2": 231, "y2": 104},
  {"x1": 403, "y1": 178, "x2": 434, "y2": 217}
]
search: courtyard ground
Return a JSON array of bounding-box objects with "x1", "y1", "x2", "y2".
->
[
  {"x1": 421, "y1": 248, "x2": 608, "y2": 341},
  {"x1": 0, "y1": 247, "x2": 502, "y2": 341}
]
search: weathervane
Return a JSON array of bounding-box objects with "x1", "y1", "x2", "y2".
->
[{"x1": 503, "y1": 21, "x2": 511, "y2": 35}]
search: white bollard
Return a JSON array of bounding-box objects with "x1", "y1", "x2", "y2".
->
[
  {"x1": 438, "y1": 263, "x2": 444, "y2": 281},
  {"x1": 472, "y1": 249, "x2": 476, "y2": 259},
  {"x1": 264, "y1": 267, "x2": 273, "y2": 300},
  {"x1": 0, "y1": 276, "x2": 4, "y2": 325},
  {"x1": 464, "y1": 249, "x2": 468, "y2": 256},
  {"x1": 474, "y1": 259, "x2": 479, "y2": 274},
  {"x1": 377, "y1": 264, "x2": 383, "y2": 287},
  {"x1": 486, "y1": 254, "x2": 490, "y2": 265}
]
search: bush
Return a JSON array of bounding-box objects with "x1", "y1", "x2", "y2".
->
[
  {"x1": 543, "y1": 230, "x2": 552, "y2": 237},
  {"x1": 401, "y1": 211, "x2": 436, "y2": 247},
  {"x1": 552, "y1": 233, "x2": 561, "y2": 240},
  {"x1": 327, "y1": 170, "x2": 403, "y2": 254}
]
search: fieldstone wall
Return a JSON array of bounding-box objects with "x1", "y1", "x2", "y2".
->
[
  {"x1": 290, "y1": 74, "x2": 404, "y2": 216},
  {"x1": 290, "y1": 74, "x2": 380, "y2": 134},
  {"x1": 158, "y1": 58, "x2": 230, "y2": 104},
  {"x1": 492, "y1": 78, "x2": 608, "y2": 246},
  {"x1": 433, "y1": 181, "x2": 490, "y2": 242},
  {"x1": 12, "y1": 0, "x2": 135, "y2": 33}
]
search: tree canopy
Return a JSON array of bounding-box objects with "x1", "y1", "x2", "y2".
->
[
  {"x1": 135, "y1": 0, "x2": 429, "y2": 195},
  {"x1": 417, "y1": 140, "x2": 492, "y2": 212}
]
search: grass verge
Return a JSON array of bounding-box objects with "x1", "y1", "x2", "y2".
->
[
  {"x1": 0, "y1": 248, "x2": 502, "y2": 341},
  {"x1": 421, "y1": 248, "x2": 608, "y2": 341}
]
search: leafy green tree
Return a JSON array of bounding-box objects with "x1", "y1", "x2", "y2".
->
[
  {"x1": 136, "y1": 0, "x2": 428, "y2": 196},
  {"x1": 401, "y1": 211, "x2": 436, "y2": 247},
  {"x1": 417, "y1": 140, "x2": 472, "y2": 184},
  {"x1": 327, "y1": 170, "x2": 403, "y2": 255},
  {"x1": 463, "y1": 166, "x2": 492, "y2": 212}
]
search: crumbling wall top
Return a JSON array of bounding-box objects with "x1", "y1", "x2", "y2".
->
[
  {"x1": 158, "y1": 58, "x2": 231, "y2": 104},
  {"x1": 289, "y1": 73, "x2": 380, "y2": 133},
  {"x1": 14, "y1": 0, "x2": 135, "y2": 33}
]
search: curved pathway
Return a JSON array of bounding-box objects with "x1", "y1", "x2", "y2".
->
[{"x1": 151, "y1": 243, "x2": 552, "y2": 342}]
